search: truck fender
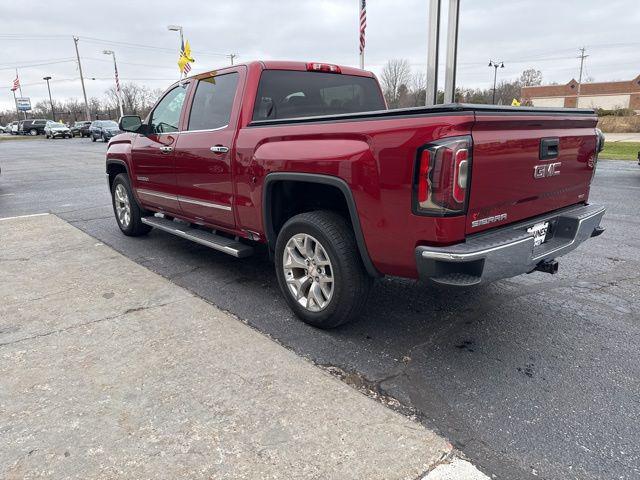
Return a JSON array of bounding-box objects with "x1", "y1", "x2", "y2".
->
[{"x1": 262, "y1": 172, "x2": 381, "y2": 277}]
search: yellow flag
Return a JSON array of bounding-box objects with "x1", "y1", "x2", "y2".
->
[
  {"x1": 178, "y1": 39, "x2": 195, "y2": 74},
  {"x1": 511, "y1": 98, "x2": 521, "y2": 107}
]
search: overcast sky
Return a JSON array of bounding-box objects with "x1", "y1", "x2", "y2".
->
[{"x1": 1, "y1": 0, "x2": 638, "y2": 112}]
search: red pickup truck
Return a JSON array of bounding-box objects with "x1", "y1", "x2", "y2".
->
[{"x1": 106, "y1": 60, "x2": 606, "y2": 328}]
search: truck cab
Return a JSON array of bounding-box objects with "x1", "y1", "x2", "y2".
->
[{"x1": 106, "y1": 61, "x2": 605, "y2": 328}]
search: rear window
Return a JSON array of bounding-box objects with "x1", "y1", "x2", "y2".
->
[{"x1": 252, "y1": 70, "x2": 385, "y2": 121}]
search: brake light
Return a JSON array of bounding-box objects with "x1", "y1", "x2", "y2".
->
[
  {"x1": 306, "y1": 62, "x2": 341, "y2": 73},
  {"x1": 414, "y1": 136, "x2": 472, "y2": 215}
]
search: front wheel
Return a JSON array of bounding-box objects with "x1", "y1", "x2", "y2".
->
[
  {"x1": 29, "y1": 129, "x2": 37, "y2": 136},
  {"x1": 275, "y1": 211, "x2": 373, "y2": 328},
  {"x1": 111, "y1": 173, "x2": 152, "y2": 237},
  {"x1": 91, "y1": 134, "x2": 96, "y2": 142}
]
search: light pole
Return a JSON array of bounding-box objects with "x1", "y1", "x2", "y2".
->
[
  {"x1": 43, "y1": 76, "x2": 55, "y2": 121},
  {"x1": 168, "y1": 25, "x2": 184, "y2": 79},
  {"x1": 167, "y1": 24, "x2": 184, "y2": 50},
  {"x1": 103, "y1": 50, "x2": 124, "y2": 118},
  {"x1": 488, "y1": 60, "x2": 504, "y2": 104}
]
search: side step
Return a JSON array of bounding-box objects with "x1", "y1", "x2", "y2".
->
[{"x1": 141, "y1": 216, "x2": 254, "y2": 258}]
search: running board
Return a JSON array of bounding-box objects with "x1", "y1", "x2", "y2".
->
[{"x1": 141, "y1": 216, "x2": 253, "y2": 258}]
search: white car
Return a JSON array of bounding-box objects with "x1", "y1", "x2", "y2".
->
[
  {"x1": 8, "y1": 121, "x2": 19, "y2": 135},
  {"x1": 44, "y1": 121, "x2": 71, "y2": 139}
]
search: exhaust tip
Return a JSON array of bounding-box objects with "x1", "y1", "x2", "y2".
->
[{"x1": 535, "y1": 259, "x2": 559, "y2": 275}]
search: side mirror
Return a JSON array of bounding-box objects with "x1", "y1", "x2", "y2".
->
[{"x1": 119, "y1": 115, "x2": 143, "y2": 133}]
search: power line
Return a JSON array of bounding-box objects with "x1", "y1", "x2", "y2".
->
[{"x1": 0, "y1": 59, "x2": 77, "y2": 71}]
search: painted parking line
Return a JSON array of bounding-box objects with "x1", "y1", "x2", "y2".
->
[{"x1": 0, "y1": 212, "x2": 49, "y2": 221}]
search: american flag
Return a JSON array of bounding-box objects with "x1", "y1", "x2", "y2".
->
[
  {"x1": 359, "y1": 0, "x2": 367, "y2": 55},
  {"x1": 11, "y1": 76, "x2": 20, "y2": 92}
]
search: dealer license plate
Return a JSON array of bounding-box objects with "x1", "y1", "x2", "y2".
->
[{"x1": 527, "y1": 221, "x2": 550, "y2": 247}]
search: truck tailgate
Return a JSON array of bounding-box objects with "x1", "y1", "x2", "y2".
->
[{"x1": 466, "y1": 113, "x2": 598, "y2": 234}]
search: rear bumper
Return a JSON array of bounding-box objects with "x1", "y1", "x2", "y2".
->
[{"x1": 415, "y1": 203, "x2": 605, "y2": 286}]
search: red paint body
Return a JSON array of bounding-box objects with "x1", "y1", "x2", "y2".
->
[{"x1": 107, "y1": 61, "x2": 598, "y2": 279}]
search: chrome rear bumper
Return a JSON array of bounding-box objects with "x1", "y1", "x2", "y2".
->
[{"x1": 415, "y1": 203, "x2": 606, "y2": 286}]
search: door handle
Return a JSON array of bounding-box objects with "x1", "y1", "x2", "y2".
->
[
  {"x1": 159, "y1": 146, "x2": 173, "y2": 154},
  {"x1": 210, "y1": 145, "x2": 229, "y2": 154}
]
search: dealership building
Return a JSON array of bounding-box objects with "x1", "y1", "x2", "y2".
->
[{"x1": 521, "y1": 75, "x2": 640, "y2": 112}]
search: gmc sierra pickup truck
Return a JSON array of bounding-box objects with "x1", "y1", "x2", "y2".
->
[{"x1": 106, "y1": 60, "x2": 606, "y2": 328}]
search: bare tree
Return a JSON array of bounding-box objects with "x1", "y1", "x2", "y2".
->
[
  {"x1": 380, "y1": 59, "x2": 411, "y2": 109},
  {"x1": 520, "y1": 68, "x2": 542, "y2": 87}
]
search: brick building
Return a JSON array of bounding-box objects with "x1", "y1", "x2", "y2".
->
[{"x1": 521, "y1": 75, "x2": 640, "y2": 112}]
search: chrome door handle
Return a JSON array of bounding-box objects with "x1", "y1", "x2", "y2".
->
[
  {"x1": 159, "y1": 146, "x2": 173, "y2": 154},
  {"x1": 210, "y1": 145, "x2": 229, "y2": 154}
]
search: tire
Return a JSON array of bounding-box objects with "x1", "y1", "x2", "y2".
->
[
  {"x1": 111, "y1": 173, "x2": 152, "y2": 237},
  {"x1": 102, "y1": 134, "x2": 108, "y2": 143},
  {"x1": 91, "y1": 134, "x2": 96, "y2": 142},
  {"x1": 45, "y1": 134, "x2": 49, "y2": 139},
  {"x1": 274, "y1": 210, "x2": 373, "y2": 328},
  {"x1": 29, "y1": 129, "x2": 37, "y2": 136}
]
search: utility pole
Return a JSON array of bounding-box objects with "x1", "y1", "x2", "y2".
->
[
  {"x1": 73, "y1": 36, "x2": 91, "y2": 121},
  {"x1": 488, "y1": 60, "x2": 504, "y2": 104},
  {"x1": 227, "y1": 53, "x2": 237, "y2": 65},
  {"x1": 43, "y1": 76, "x2": 55, "y2": 121},
  {"x1": 576, "y1": 47, "x2": 588, "y2": 106}
]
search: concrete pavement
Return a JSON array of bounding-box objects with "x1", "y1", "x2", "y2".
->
[
  {"x1": 602, "y1": 132, "x2": 640, "y2": 142},
  {"x1": 0, "y1": 213, "x2": 487, "y2": 479}
]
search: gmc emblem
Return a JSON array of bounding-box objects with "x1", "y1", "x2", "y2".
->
[{"x1": 534, "y1": 162, "x2": 561, "y2": 179}]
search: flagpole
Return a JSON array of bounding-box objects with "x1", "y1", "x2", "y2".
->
[
  {"x1": 359, "y1": 0, "x2": 365, "y2": 69},
  {"x1": 16, "y1": 68, "x2": 26, "y2": 119},
  {"x1": 12, "y1": 88, "x2": 19, "y2": 117}
]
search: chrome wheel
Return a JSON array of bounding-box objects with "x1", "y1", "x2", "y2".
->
[
  {"x1": 114, "y1": 183, "x2": 131, "y2": 228},
  {"x1": 283, "y1": 233, "x2": 334, "y2": 312}
]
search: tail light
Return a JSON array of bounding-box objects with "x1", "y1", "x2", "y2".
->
[
  {"x1": 414, "y1": 136, "x2": 472, "y2": 215},
  {"x1": 306, "y1": 62, "x2": 341, "y2": 73},
  {"x1": 589, "y1": 128, "x2": 605, "y2": 182}
]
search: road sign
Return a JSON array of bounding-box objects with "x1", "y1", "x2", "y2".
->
[{"x1": 16, "y1": 97, "x2": 31, "y2": 111}]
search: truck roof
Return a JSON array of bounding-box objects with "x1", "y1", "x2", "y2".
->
[{"x1": 191, "y1": 60, "x2": 376, "y2": 80}]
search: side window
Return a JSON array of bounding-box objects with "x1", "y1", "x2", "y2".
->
[
  {"x1": 150, "y1": 86, "x2": 188, "y2": 134},
  {"x1": 188, "y1": 73, "x2": 239, "y2": 131}
]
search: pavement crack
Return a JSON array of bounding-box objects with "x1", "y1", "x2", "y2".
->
[{"x1": 0, "y1": 298, "x2": 187, "y2": 347}]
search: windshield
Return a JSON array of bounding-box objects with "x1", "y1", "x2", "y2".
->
[{"x1": 103, "y1": 121, "x2": 119, "y2": 128}]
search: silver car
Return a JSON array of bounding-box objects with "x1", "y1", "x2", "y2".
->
[{"x1": 44, "y1": 121, "x2": 71, "y2": 139}]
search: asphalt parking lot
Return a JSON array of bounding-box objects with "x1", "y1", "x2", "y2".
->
[{"x1": 1, "y1": 137, "x2": 639, "y2": 480}]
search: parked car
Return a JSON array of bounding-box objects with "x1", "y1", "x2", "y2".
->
[
  {"x1": 70, "y1": 121, "x2": 92, "y2": 138},
  {"x1": 0, "y1": 125, "x2": 5, "y2": 133},
  {"x1": 7, "y1": 121, "x2": 19, "y2": 135},
  {"x1": 44, "y1": 120, "x2": 72, "y2": 139},
  {"x1": 90, "y1": 120, "x2": 121, "y2": 142},
  {"x1": 18, "y1": 119, "x2": 48, "y2": 136},
  {"x1": 106, "y1": 60, "x2": 606, "y2": 328}
]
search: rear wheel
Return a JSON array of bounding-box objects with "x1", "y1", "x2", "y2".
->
[
  {"x1": 111, "y1": 173, "x2": 152, "y2": 236},
  {"x1": 275, "y1": 211, "x2": 373, "y2": 328},
  {"x1": 29, "y1": 129, "x2": 37, "y2": 136}
]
